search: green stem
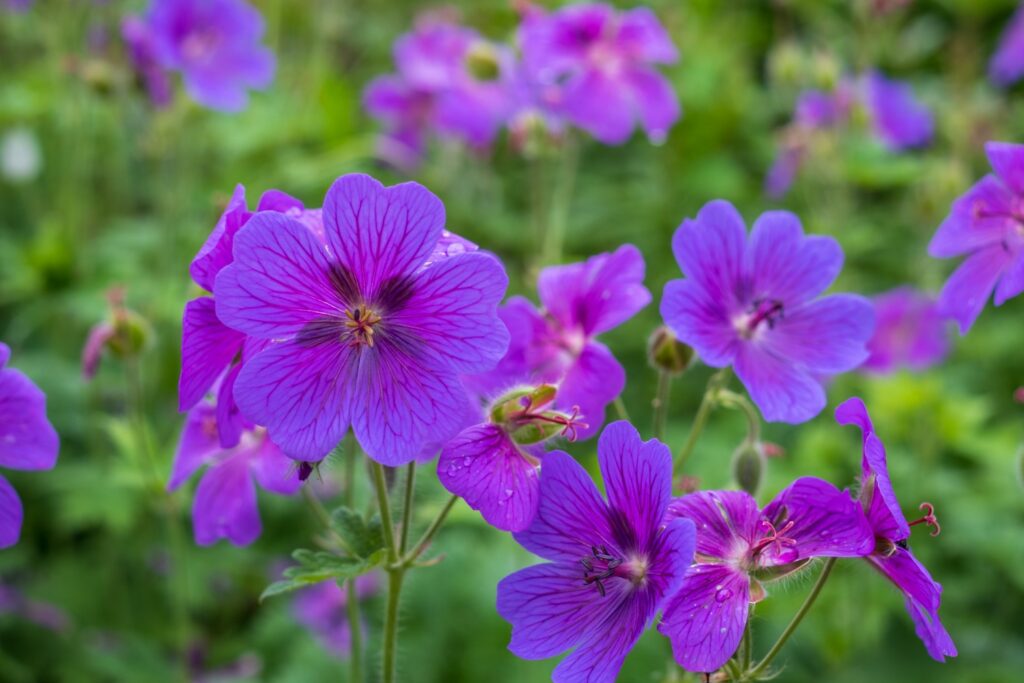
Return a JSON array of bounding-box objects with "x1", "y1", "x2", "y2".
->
[
  {"x1": 653, "y1": 370, "x2": 672, "y2": 441},
  {"x1": 371, "y1": 463, "x2": 398, "y2": 562},
  {"x1": 372, "y1": 462, "x2": 402, "y2": 683},
  {"x1": 613, "y1": 395, "x2": 631, "y2": 422},
  {"x1": 674, "y1": 369, "x2": 729, "y2": 471},
  {"x1": 718, "y1": 389, "x2": 761, "y2": 443},
  {"x1": 741, "y1": 604, "x2": 754, "y2": 670},
  {"x1": 540, "y1": 133, "x2": 579, "y2": 265},
  {"x1": 347, "y1": 577, "x2": 363, "y2": 683},
  {"x1": 402, "y1": 494, "x2": 459, "y2": 567},
  {"x1": 743, "y1": 558, "x2": 837, "y2": 680},
  {"x1": 399, "y1": 462, "x2": 416, "y2": 556},
  {"x1": 344, "y1": 436, "x2": 357, "y2": 508}
]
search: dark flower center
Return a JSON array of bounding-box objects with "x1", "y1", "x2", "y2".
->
[
  {"x1": 740, "y1": 298, "x2": 785, "y2": 338},
  {"x1": 749, "y1": 518, "x2": 798, "y2": 561},
  {"x1": 580, "y1": 545, "x2": 646, "y2": 596},
  {"x1": 344, "y1": 307, "x2": 382, "y2": 348}
]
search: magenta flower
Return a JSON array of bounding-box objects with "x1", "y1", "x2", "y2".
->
[
  {"x1": 292, "y1": 574, "x2": 378, "y2": 657},
  {"x1": 467, "y1": 245, "x2": 649, "y2": 441},
  {"x1": 835, "y1": 397, "x2": 957, "y2": 662},
  {"x1": 0, "y1": 342, "x2": 59, "y2": 549},
  {"x1": 658, "y1": 480, "x2": 873, "y2": 674},
  {"x1": 518, "y1": 3, "x2": 680, "y2": 145},
  {"x1": 862, "y1": 288, "x2": 949, "y2": 374},
  {"x1": 498, "y1": 421, "x2": 696, "y2": 682},
  {"x1": 214, "y1": 173, "x2": 509, "y2": 465},
  {"x1": 928, "y1": 142, "x2": 1024, "y2": 333},
  {"x1": 660, "y1": 200, "x2": 874, "y2": 423},
  {"x1": 169, "y1": 401, "x2": 301, "y2": 546},
  {"x1": 129, "y1": 0, "x2": 275, "y2": 112},
  {"x1": 990, "y1": 2, "x2": 1024, "y2": 87}
]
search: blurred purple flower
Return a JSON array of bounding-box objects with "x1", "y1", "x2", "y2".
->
[
  {"x1": 3, "y1": 0, "x2": 32, "y2": 13},
  {"x1": 169, "y1": 401, "x2": 302, "y2": 546},
  {"x1": 836, "y1": 398, "x2": 957, "y2": 662},
  {"x1": 863, "y1": 71, "x2": 933, "y2": 151},
  {"x1": 660, "y1": 200, "x2": 874, "y2": 423},
  {"x1": 795, "y1": 86, "x2": 853, "y2": 129},
  {"x1": 658, "y1": 479, "x2": 873, "y2": 673},
  {"x1": 122, "y1": 16, "x2": 173, "y2": 107},
  {"x1": 292, "y1": 574, "x2": 379, "y2": 657},
  {"x1": 928, "y1": 141, "x2": 1024, "y2": 333},
  {"x1": 990, "y1": 2, "x2": 1024, "y2": 87},
  {"x1": 497, "y1": 421, "x2": 696, "y2": 682},
  {"x1": 126, "y1": 0, "x2": 275, "y2": 112},
  {"x1": 764, "y1": 142, "x2": 805, "y2": 199},
  {"x1": 467, "y1": 245, "x2": 650, "y2": 439},
  {"x1": 214, "y1": 174, "x2": 509, "y2": 465},
  {"x1": 0, "y1": 582, "x2": 70, "y2": 633},
  {"x1": 518, "y1": 2, "x2": 679, "y2": 144},
  {"x1": 81, "y1": 322, "x2": 115, "y2": 380},
  {"x1": 862, "y1": 288, "x2": 949, "y2": 374},
  {"x1": 0, "y1": 342, "x2": 59, "y2": 549}
]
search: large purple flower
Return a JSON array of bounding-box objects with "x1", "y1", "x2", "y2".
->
[
  {"x1": 214, "y1": 173, "x2": 509, "y2": 465},
  {"x1": 928, "y1": 141, "x2": 1024, "y2": 333},
  {"x1": 467, "y1": 245, "x2": 650, "y2": 441},
  {"x1": 519, "y1": 3, "x2": 680, "y2": 144},
  {"x1": 658, "y1": 480, "x2": 873, "y2": 674},
  {"x1": 292, "y1": 574, "x2": 378, "y2": 657},
  {"x1": 497, "y1": 421, "x2": 695, "y2": 682},
  {"x1": 990, "y1": 2, "x2": 1024, "y2": 87},
  {"x1": 169, "y1": 401, "x2": 301, "y2": 546},
  {"x1": 660, "y1": 200, "x2": 874, "y2": 423},
  {"x1": 131, "y1": 0, "x2": 275, "y2": 112},
  {"x1": 0, "y1": 343, "x2": 59, "y2": 549},
  {"x1": 835, "y1": 397, "x2": 957, "y2": 662},
  {"x1": 862, "y1": 288, "x2": 949, "y2": 374}
]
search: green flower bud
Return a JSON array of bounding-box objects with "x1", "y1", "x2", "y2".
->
[
  {"x1": 732, "y1": 440, "x2": 765, "y2": 496},
  {"x1": 647, "y1": 326, "x2": 695, "y2": 376},
  {"x1": 465, "y1": 42, "x2": 501, "y2": 82}
]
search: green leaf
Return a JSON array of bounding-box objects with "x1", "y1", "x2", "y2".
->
[
  {"x1": 259, "y1": 548, "x2": 386, "y2": 602},
  {"x1": 330, "y1": 506, "x2": 385, "y2": 559}
]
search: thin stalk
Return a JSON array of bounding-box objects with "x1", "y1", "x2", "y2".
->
[
  {"x1": 743, "y1": 558, "x2": 837, "y2": 680},
  {"x1": 372, "y1": 462, "x2": 402, "y2": 683},
  {"x1": 741, "y1": 604, "x2": 754, "y2": 670},
  {"x1": 674, "y1": 369, "x2": 728, "y2": 471},
  {"x1": 402, "y1": 494, "x2": 459, "y2": 567},
  {"x1": 540, "y1": 134, "x2": 579, "y2": 265},
  {"x1": 398, "y1": 462, "x2": 416, "y2": 555},
  {"x1": 346, "y1": 578, "x2": 363, "y2": 683},
  {"x1": 613, "y1": 395, "x2": 631, "y2": 422},
  {"x1": 371, "y1": 463, "x2": 398, "y2": 562},
  {"x1": 344, "y1": 436, "x2": 357, "y2": 508},
  {"x1": 653, "y1": 370, "x2": 672, "y2": 441},
  {"x1": 718, "y1": 389, "x2": 761, "y2": 443}
]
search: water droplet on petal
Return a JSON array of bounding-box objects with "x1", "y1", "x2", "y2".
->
[
  {"x1": 463, "y1": 457, "x2": 472, "y2": 466},
  {"x1": 719, "y1": 627, "x2": 728, "y2": 634},
  {"x1": 504, "y1": 488, "x2": 514, "y2": 498},
  {"x1": 715, "y1": 588, "x2": 733, "y2": 603}
]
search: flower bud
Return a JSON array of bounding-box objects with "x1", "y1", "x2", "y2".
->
[
  {"x1": 647, "y1": 326, "x2": 695, "y2": 376},
  {"x1": 767, "y1": 41, "x2": 805, "y2": 86},
  {"x1": 107, "y1": 308, "x2": 151, "y2": 359},
  {"x1": 732, "y1": 440, "x2": 765, "y2": 496},
  {"x1": 509, "y1": 412, "x2": 570, "y2": 445},
  {"x1": 465, "y1": 42, "x2": 501, "y2": 82}
]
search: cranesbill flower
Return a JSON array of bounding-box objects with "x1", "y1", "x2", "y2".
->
[
  {"x1": 292, "y1": 574, "x2": 378, "y2": 657},
  {"x1": 131, "y1": 0, "x2": 275, "y2": 112},
  {"x1": 835, "y1": 397, "x2": 957, "y2": 662},
  {"x1": 658, "y1": 479, "x2": 874, "y2": 674},
  {"x1": 928, "y1": 141, "x2": 1024, "y2": 333},
  {"x1": 214, "y1": 173, "x2": 509, "y2": 465},
  {"x1": 518, "y1": 3, "x2": 680, "y2": 145},
  {"x1": 497, "y1": 421, "x2": 696, "y2": 682},
  {"x1": 660, "y1": 200, "x2": 873, "y2": 423},
  {"x1": 862, "y1": 288, "x2": 949, "y2": 374},
  {"x1": 0, "y1": 342, "x2": 59, "y2": 549},
  {"x1": 468, "y1": 245, "x2": 650, "y2": 440},
  {"x1": 990, "y1": 2, "x2": 1024, "y2": 87},
  {"x1": 169, "y1": 400, "x2": 301, "y2": 546}
]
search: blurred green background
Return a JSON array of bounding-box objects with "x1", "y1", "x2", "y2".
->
[{"x1": 2, "y1": 0, "x2": 1023, "y2": 681}]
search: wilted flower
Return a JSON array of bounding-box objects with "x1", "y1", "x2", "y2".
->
[
  {"x1": 292, "y1": 574, "x2": 379, "y2": 657},
  {"x1": 497, "y1": 421, "x2": 696, "y2": 682},
  {"x1": 835, "y1": 397, "x2": 957, "y2": 662},
  {"x1": 660, "y1": 200, "x2": 873, "y2": 423},
  {"x1": 658, "y1": 479, "x2": 874, "y2": 674},
  {"x1": 862, "y1": 287, "x2": 949, "y2": 374},
  {"x1": 990, "y1": 2, "x2": 1024, "y2": 87},
  {"x1": 169, "y1": 400, "x2": 302, "y2": 546},
  {"x1": 214, "y1": 173, "x2": 508, "y2": 465},
  {"x1": 928, "y1": 141, "x2": 1024, "y2": 333},
  {"x1": 0, "y1": 342, "x2": 59, "y2": 549}
]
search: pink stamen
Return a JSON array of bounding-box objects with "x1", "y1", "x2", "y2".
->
[
  {"x1": 750, "y1": 519, "x2": 797, "y2": 557},
  {"x1": 908, "y1": 502, "x2": 941, "y2": 537}
]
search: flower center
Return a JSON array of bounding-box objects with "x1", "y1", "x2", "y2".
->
[
  {"x1": 749, "y1": 518, "x2": 798, "y2": 561},
  {"x1": 735, "y1": 298, "x2": 785, "y2": 339},
  {"x1": 580, "y1": 545, "x2": 644, "y2": 596},
  {"x1": 344, "y1": 307, "x2": 382, "y2": 348},
  {"x1": 182, "y1": 30, "x2": 220, "y2": 62}
]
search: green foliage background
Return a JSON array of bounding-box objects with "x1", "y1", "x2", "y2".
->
[{"x1": 1, "y1": 0, "x2": 1023, "y2": 681}]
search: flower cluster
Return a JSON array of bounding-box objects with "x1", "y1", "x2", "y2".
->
[{"x1": 364, "y1": 3, "x2": 680, "y2": 167}]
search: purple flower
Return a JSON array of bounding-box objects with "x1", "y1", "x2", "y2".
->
[
  {"x1": 862, "y1": 288, "x2": 949, "y2": 374},
  {"x1": 928, "y1": 141, "x2": 1024, "y2": 333},
  {"x1": 214, "y1": 173, "x2": 509, "y2": 465},
  {"x1": 497, "y1": 421, "x2": 696, "y2": 682},
  {"x1": 990, "y1": 2, "x2": 1024, "y2": 87},
  {"x1": 130, "y1": 0, "x2": 275, "y2": 112},
  {"x1": 169, "y1": 400, "x2": 301, "y2": 546},
  {"x1": 863, "y1": 71, "x2": 933, "y2": 151},
  {"x1": 468, "y1": 245, "x2": 650, "y2": 439},
  {"x1": 518, "y1": 3, "x2": 680, "y2": 144},
  {"x1": 764, "y1": 142, "x2": 805, "y2": 199},
  {"x1": 122, "y1": 16, "x2": 173, "y2": 107},
  {"x1": 660, "y1": 200, "x2": 874, "y2": 423},
  {"x1": 292, "y1": 574, "x2": 378, "y2": 657},
  {"x1": 794, "y1": 87, "x2": 853, "y2": 129},
  {"x1": 835, "y1": 397, "x2": 957, "y2": 662},
  {"x1": 0, "y1": 342, "x2": 59, "y2": 549},
  {"x1": 658, "y1": 479, "x2": 874, "y2": 674}
]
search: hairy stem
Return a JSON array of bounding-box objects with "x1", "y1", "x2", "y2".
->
[
  {"x1": 403, "y1": 494, "x2": 459, "y2": 567},
  {"x1": 653, "y1": 370, "x2": 673, "y2": 441},
  {"x1": 372, "y1": 462, "x2": 402, "y2": 683},
  {"x1": 399, "y1": 462, "x2": 416, "y2": 555},
  {"x1": 540, "y1": 133, "x2": 579, "y2": 266},
  {"x1": 347, "y1": 577, "x2": 363, "y2": 683},
  {"x1": 674, "y1": 369, "x2": 729, "y2": 471},
  {"x1": 613, "y1": 395, "x2": 631, "y2": 422}
]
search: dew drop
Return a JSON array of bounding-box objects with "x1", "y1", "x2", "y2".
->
[
  {"x1": 719, "y1": 627, "x2": 728, "y2": 634},
  {"x1": 504, "y1": 488, "x2": 514, "y2": 498},
  {"x1": 715, "y1": 588, "x2": 733, "y2": 603},
  {"x1": 463, "y1": 457, "x2": 472, "y2": 466}
]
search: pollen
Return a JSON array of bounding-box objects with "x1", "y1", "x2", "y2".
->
[{"x1": 344, "y1": 306, "x2": 383, "y2": 348}]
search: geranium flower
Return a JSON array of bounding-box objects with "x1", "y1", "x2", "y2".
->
[
  {"x1": 660, "y1": 200, "x2": 873, "y2": 423},
  {"x1": 835, "y1": 397, "x2": 957, "y2": 662},
  {"x1": 497, "y1": 421, "x2": 696, "y2": 682},
  {"x1": 0, "y1": 342, "x2": 59, "y2": 548},
  {"x1": 928, "y1": 141, "x2": 1024, "y2": 333},
  {"x1": 169, "y1": 400, "x2": 301, "y2": 546},
  {"x1": 214, "y1": 173, "x2": 508, "y2": 465},
  {"x1": 658, "y1": 479, "x2": 873, "y2": 674},
  {"x1": 862, "y1": 288, "x2": 949, "y2": 374}
]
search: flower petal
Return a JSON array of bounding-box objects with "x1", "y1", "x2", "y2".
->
[
  {"x1": 322, "y1": 174, "x2": 444, "y2": 298},
  {"x1": 215, "y1": 362, "x2": 246, "y2": 449},
  {"x1": 168, "y1": 403, "x2": 223, "y2": 491},
  {"x1": 214, "y1": 212, "x2": 341, "y2": 339},
  {"x1": 734, "y1": 343, "x2": 825, "y2": 424},
  {"x1": 659, "y1": 564, "x2": 750, "y2": 674},
  {"x1": 178, "y1": 297, "x2": 245, "y2": 412},
  {"x1": 660, "y1": 278, "x2": 738, "y2": 367},
  {"x1": 437, "y1": 424, "x2": 539, "y2": 532},
  {"x1": 0, "y1": 363, "x2": 59, "y2": 471},
  {"x1": 863, "y1": 71, "x2": 933, "y2": 150},
  {"x1": 562, "y1": 70, "x2": 635, "y2": 145},
  {"x1": 746, "y1": 211, "x2": 843, "y2": 306},
  {"x1": 766, "y1": 294, "x2": 873, "y2": 374},
  {"x1": 670, "y1": 200, "x2": 746, "y2": 307},
  {"x1": 627, "y1": 67, "x2": 680, "y2": 144},
  {"x1": 552, "y1": 596, "x2": 647, "y2": 683},
  {"x1": 598, "y1": 421, "x2": 671, "y2": 552},
  {"x1": 557, "y1": 341, "x2": 625, "y2": 440},
  {"x1": 0, "y1": 473, "x2": 23, "y2": 549},
  {"x1": 994, "y1": 251, "x2": 1024, "y2": 306},
  {"x1": 190, "y1": 184, "x2": 249, "y2": 291},
  {"x1": 937, "y1": 244, "x2": 1012, "y2": 334},
  {"x1": 665, "y1": 490, "x2": 760, "y2": 559},
  {"x1": 928, "y1": 175, "x2": 1016, "y2": 258},
  {"x1": 985, "y1": 141, "x2": 1024, "y2": 195},
  {"x1": 192, "y1": 457, "x2": 260, "y2": 546},
  {"x1": 248, "y1": 436, "x2": 303, "y2": 496}
]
